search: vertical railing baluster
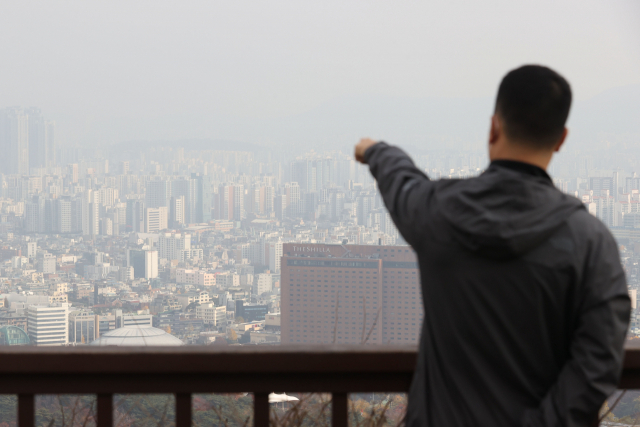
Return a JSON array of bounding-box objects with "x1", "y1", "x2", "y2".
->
[
  {"x1": 332, "y1": 392, "x2": 348, "y2": 427},
  {"x1": 97, "y1": 393, "x2": 113, "y2": 427},
  {"x1": 254, "y1": 392, "x2": 269, "y2": 427},
  {"x1": 18, "y1": 394, "x2": 35, "y2": 427},
  {"x1": 176, "y1": 393, "x2": 192, "y2": 427}
]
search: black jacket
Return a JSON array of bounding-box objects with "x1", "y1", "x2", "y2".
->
[{"x1": 365, "y1": 142, "x2": 630, "y2": 427}]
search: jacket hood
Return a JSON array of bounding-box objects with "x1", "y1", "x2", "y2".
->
[{"x1": 437, "y1": 163, "x2": 585, "y2": 259}]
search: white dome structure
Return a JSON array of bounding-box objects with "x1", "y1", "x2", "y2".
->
[{"x1": 90, "y1": 326, "x2": 184, "y2": 346}]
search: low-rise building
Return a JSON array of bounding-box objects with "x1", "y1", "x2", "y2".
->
[
  {"x1": 195, "y1": 303, "x2": 227, "y2": 326},
  {"x1": 216, "y1": 272, "x2": 240, "y2": 288},
  {"x1": 236, "y1": 300, "x2": 269, "y2": 323},
  {"x1": 265, "y1": 312, "x2": 281, "y2": 332},
  {"x1": 98, "y1": 310, "x2": 153, "y2": 334},
  {"x1": 176, "y1": 269, "x2": 215, "y2": 287},
  {"x1": 176, "y1": 290, "x2": 210, "y2": 309},
  {"x1": 49, "y1": 293, "x2": 68, "y2": 304},
  {"x1": 249, "y1": 330, "x2": 280, "y2": 345},
  {"x1": 69, "y1": 311, "x2": 98, "y2": 344}
]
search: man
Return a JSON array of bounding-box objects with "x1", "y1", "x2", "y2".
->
[{"x1": 355, "y1": 65, "x2": 630, "y2": 426}]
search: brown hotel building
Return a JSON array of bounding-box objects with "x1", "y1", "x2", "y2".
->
[{"x1": 281, "y1": 243, "x2": 423, "y2": 344}]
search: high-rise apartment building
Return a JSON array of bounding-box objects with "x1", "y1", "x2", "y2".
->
[
  {"x1": 45, "y1": 120, "x2": 56, "y2": 168},
  {"x1": 27, "y1": 303, "x2": 70, "y2": 346},
  {"x1": 126, "y1": 197, "x2": 145, "y2": 233},
  {"x1": 69, "y1": 198, "x2": 85, "y2": 233},
  {"x1": 120, "y1": 161, "x2": 130, "y2": 175},
  {"x1": 171, "y1": 178, "x2": 196, "y2": 224},
  {"x1": 356, "y1": 195, "x2": 373, "y2": 226},
  {"x1": 594, "y1": 191, "x2": 617, "y2": 227},
  {"x1": 216, "y1": 184, "x2": 234, "y2": 220},
  {"x1": 170, "y1": 196, "x2": 185, "y2": 227},
  {"x1": 291, "y1": 160, "x2": 313, "y2": 192},
  {"x1": 25, "y1": 108, "x2": 54, "y2": 170},
  {"x1": 281, "y1": 244, "x2": 422, "y2": 345},
  {"x1": 24, "y1": 196, "x2": 45, "y2": 233},
  {"x1": 285, "y1": 182, "x2": 301, "y2": 218},
  {"x1": 254, "y1": 273, "x2": 273, "y2": 295},
  {"x1": 0, "y1": 107, "x2": 29, "y2": 175},
  {"x1": 245, "y1": 186, "x2": 260, "y2": 215},
  {"x1": 192, "y1": 173, "x2": 212, "y2": 223},
  {"x1": 69, "y1": 163, "x2": 79, "y2": 183},
  {"x1": 216, "y1": 184, "x2": 244, "y2": 221},
  {"x1": 590, "y1": 177, "x2": 614, "y2": 198},
  {"x1": 27, "y1": 242, "x2": 37, "y2": 259},
  {"x1": 146, "y1": 178, "x2": 170, "y2": 208},
  {"x1": 261, "y1": 185, "x2": 275, "y2": 214},
  {"x1": 275, "y1": 195, "x2": 286, "y2": 220},
  {"x1": 54, "y1": 197, "x2": 71, "y2": 233},
  {"x1": 267, "y1": 241, "x2": 283, "y2": 273},
  {"x1": 291, "y1": 159, "x2": 330, "y2": 193},
  {"x1": 626, "y1": 176, "x2": 640, "y2": 194},
  {"x1": 127, "y1": 249, "x2": 158, "y2": 279},
  {"x1": 100, "y1": 218, "x2": 113, "y2": 235},
  {"x1": 330, "y1": 191, "x2": 346, "y2": 220},
  {"x1": 85, "y1": 199, "x2": 100, "y2": 236},
  {"x1": 26, "y1": 107, "x2": 46, "y2": 170},
  {"x1": 158, "y1": 232, "x2": 191, "y2": 261},
  {"x1": 144, "y1": 207, "x2": 168, "y2": 233}
]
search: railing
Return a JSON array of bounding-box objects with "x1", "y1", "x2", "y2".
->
[
  {"x1": 2, "y1": 341, "x2": 640, "y2": 427},
  {"x1": 0, "y1": 344, "x2": 416, "y2": 427}
]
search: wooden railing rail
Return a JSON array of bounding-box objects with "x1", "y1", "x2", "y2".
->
[
  {"x1": 3, "y1": 341, "x2": 640, "y2": 427},
  {"x1": 0, "y1": 345, "x2": 416, "y2": 427}
]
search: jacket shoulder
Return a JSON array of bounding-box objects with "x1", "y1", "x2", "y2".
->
[{"x1": 566, "y1": 209, "x2": 616, "y2": 244}]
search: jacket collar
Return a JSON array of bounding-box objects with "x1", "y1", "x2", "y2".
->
[{"x1": 490, "y1": 160, "x2": 552, "y2": 183}]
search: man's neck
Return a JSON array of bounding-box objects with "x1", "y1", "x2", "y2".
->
[{"x1": 490, "y1": 144, "x2": 553, "y2": 171}]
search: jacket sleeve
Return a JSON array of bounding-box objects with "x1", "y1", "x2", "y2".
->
[
  {"x1": 523, "y1": 229, "x2": 630, "y2": 427},
  {"x1": 365, "y1": 142, "x2": 435, "y2": 250}
]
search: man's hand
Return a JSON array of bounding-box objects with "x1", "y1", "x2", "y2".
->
[{"x1": 355, "y1": 138, "x2": 378, "y2": 164}]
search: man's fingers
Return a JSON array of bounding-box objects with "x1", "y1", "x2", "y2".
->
[{"x1": 355, "y1": 138, "x2": 377, "y2": 164}]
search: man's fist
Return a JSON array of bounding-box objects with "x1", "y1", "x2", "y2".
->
[{"x1": 355, "y1": 138, "x2": 378, "y2": 164}]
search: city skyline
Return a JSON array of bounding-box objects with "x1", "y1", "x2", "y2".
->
[{"x1": 2, "y1": 2, "x2": 640, "y2": 424}]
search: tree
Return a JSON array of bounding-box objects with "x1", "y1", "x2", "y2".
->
[
  {"x1": 235, "y1": 317, "x2": 245, "y2": 324},
  {"x1": 229, "y1": 329, "x2": 238, "y2": 342}
]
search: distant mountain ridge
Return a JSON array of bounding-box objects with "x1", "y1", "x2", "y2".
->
[
  {"x1": 109, "y1": 138, "x2": 263, "y2": 153},
  {"x1": 99, "y1": 84, "x2": 640, "y2": 153}
]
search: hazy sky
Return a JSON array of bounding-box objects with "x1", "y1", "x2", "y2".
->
[{"x1": 1, "y1": 0, "x2": 639, "y2": 146}]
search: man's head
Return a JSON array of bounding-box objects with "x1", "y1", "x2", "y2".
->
[{"x1": 489, "y1": 65, "x2": 572, "y2": 169}]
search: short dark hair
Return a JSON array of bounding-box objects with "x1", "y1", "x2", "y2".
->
[{"x1": 495, "y1": 65, "x2": 572, "y2": 148}]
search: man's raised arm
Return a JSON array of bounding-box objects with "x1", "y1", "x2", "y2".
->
[{"x1": 355, "y1": 138, "x2": 434, "y2": 250}]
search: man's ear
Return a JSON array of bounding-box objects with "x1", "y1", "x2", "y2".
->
[
  {"x1": 554, "y1": 128, "x2": 568, "y2": 152},
  {"x1": 489, "y1": 115, "x2": 500, "y2": 145}
]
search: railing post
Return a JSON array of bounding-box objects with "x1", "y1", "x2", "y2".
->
[
  {"x1": 97, "y1": 393, "x2": 113, "y2": 427},
  {"x1": 18, "y1": 394, "x2": 34, "y2": 427},
  {"x1": 332, "y1": 392, "x2": 348, "y2": 427},
  {"x1": 254, "y1": 392, "x2": 269, "y2": 427},
  {"x1": 176, "y1": 393, "x2": 192, "y2": 427}
]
